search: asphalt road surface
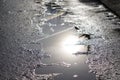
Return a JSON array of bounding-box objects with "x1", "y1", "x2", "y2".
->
[{"x1": 0, "y1": 0, "x2": 120, "y2": 80}]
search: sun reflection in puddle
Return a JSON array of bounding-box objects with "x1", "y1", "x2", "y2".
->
[{"x1": 61, "y1": 35, "x2": 88, "y2": 57}]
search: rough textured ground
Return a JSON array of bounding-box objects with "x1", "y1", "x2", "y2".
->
[
  {"x1": 62, "y1": 1, "x2": 120, "y2": 79},
  {"x1": 0, "y1": 0, "x2": 120, "y2": 80}
]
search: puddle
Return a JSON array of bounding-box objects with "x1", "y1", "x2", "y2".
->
[{"x1": 36, "y1": 30, "x2": 96, "y2": 80}]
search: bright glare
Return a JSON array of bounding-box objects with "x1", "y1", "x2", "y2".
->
[{"x1": 61, "y1": 35, "x2": 88, "y2": 54}]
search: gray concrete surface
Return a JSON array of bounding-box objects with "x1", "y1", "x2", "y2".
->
[{"x1": 101, "y1": 0, "x2": 120, "y2": 17}]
